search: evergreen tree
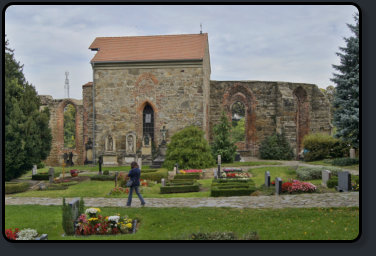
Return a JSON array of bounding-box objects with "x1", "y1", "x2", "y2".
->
[
  {"x1": 331, "y1": 14, "x2": 359, "y2": 148},
  {"x1": 211, "y1": 112, "x2": 237, "y2": 163},
  {"x1": 5, "y1": 39, "x2": 52, "y2": 181}
]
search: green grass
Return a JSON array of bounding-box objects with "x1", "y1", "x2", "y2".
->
[
  {"x1": 248, "y1": 166, "x2": 297, "y2": 187},
  {"x1": 4, "y1": 205, "x2": 359, "y2": 240},
  {"x1": 221, "y1": 161, "x2": 281, "y2": 167},
  {"x1": 305, "y1": 160, "x2": 359, "y2": 171}
]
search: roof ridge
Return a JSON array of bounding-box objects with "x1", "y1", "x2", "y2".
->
[{"x1": 94, "y1": 33, "x2": 207, "y2": 39}]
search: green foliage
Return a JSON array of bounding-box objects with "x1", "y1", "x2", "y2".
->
[
  {"x1": 103, "y1": 170, "x2": 110, "y2": 175},
  {"x1": 259, "y1": 133, "x2": 294, "y2": 160},
  {"x1": 79, "y1": 197, "x2": 85, "y2": 215},
  {"x1": 296, "y1": 166, "x2": 342, "y2": 181},
  {"x1": 211, "y1": 179, "x2": 256, "y2": 197},
  {"x1": 141, "y1": 169, "x2": 158, "y2": 173},
  {"x1": 174, "y1": 173, "x2": 201, "y2": 180},
  {"x1": 141, "y1": 169, "x2": 168, "y2": 183},
  {"x1": 331, "y1": 157, "x2": 359, "y2": 166},
  {"x1": 231, "y1": 117, "x2": 245, "y2": 142},
  {"x1": 63, "y1": 104, "x2": 76, "y2": 148},
  {"x1": 45, "y1": 184, "x2": 69, "y2": 191},
  {"x1": 211, "y1": 112, "x2": 237, "y2": 163},
  {"x1": 303, "y1": 133, "x2": 349, "y2": 161},
  {"x1": 90, "y1": 175, "x2": 115, "y2": 181},
  {"x1": 31, "y1": 172, "x2": 60, "y2": 180},
  {"x1": 167, "y1": 180, "x2": 195, "y2": 186},
  {"x1": 327, "y1": 176, "x2": 338, "y2": 188},
  {"x1": 163, "y1": 126, "x2": 215, "y2": 170},
  {"x1": 36, "y1": 162, "x2": 45, "y2": 169},
  {"x1": 331, "y1": 14, "x2": 359, "y2": 148},
  {"x1": 5, "y1": 182, "x2": 30, "y2": 194},
  {"x1": 5, "y1": 39, "x2": 52, "y2": 181},
  {"x1": 160, "y1": 183, "x2": 200, "y2": 194},
  {"x1": 62, "y1": 198, "x2": 75, "y2": 235}
]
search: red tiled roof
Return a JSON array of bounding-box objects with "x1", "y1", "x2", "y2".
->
[
  {"x1": 89, "y1": 33, "x2": 208, "y2": 63},
  {"x1": 82, "y1": 82, "x2": 93, "y2": 87}
]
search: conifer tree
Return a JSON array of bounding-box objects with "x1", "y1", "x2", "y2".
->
[
  {"x1": 5, "y1": 39, "x2": 52, "y2": 181},
  {"x1": 331, "y1": 14, "x2": 359, "y2": 148}
]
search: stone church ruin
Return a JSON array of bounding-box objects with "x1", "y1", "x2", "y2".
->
[{"x1": 40, "y1": 33, "x2": 331, "y2": 166}]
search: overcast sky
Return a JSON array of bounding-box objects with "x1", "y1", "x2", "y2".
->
[{"x1": 5, "y1": 4, "x2": 357, "y2": 100}]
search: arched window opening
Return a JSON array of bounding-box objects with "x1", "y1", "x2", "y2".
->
[
  {"x1": 231, "y1": 101, "x2": 246, "y2": 142},
  {"x1": 143, "y1": 104, "x2": 154, "y2": 143},
  {"x1": 64, "y1": 103, "x2": 76, "y2": 148}
]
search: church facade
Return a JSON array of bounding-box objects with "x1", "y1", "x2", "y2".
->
[{"x1": 40, "y1": 33, "x2": 331, "y2": 166}]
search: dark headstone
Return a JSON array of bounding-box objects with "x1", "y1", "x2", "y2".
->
[
  {"x1": 338, "y1": 171, "x2": 351, "y2": 192},
  {"x1": 98, "y1": 156, "x2": 103, "y2": 174},
  {"x1": 217, "y1": 164, "x2": 221, "y2": 178},
  {"x1": 235, "y1": 153, "x2": 241, "y2": 162},
  {"x1": 69, "y1": 152, "x2": 74, "y2": 166},
  {"x1": 69, "y1": 198, "x2": 80, "y2": 221},
  {"x1": 63, "y1": 153, "x2": 68, "y2": 164},
  {"x1": 265, "y1": 171, "x2": 270, "y2": 187},
  {"x1": 275, "y1": 177, "x2": 282, "y2": 195}
]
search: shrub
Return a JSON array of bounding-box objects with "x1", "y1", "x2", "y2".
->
[
  {"x1": 303, "y1": 133, "x2": 349, "y2": 161},
  {"x1": 141, "y1": 170, "x2": 166, "y2": 183},
  {"x1": 259, "y1": 133, "x2": 294, "y2": 160},
  {"x1": 327, "y1": 176, "x2": 338, "y2": 188},
  {"x1": 331, "y1": 157, "x2": 359, "y2": 166},
  {"x1": 211, "y1": 179, "x2": 256, "y2": 197},
  {"x1": 103, "y1": 170, "x2": 110, "y2": 175},
  {"x1": 296, "y1": 166, "x2": 342, "y2": 180},
  {"x1": 5, "y1": 182, "x2": 30, "y2": 194},
  {"x1": 79, "y1": 197, "x2": 85, "y2": 215},
  {"x1": 90, "y1": 175, "x2": 115, "y2": 181},
  {"x1": 31, "y1": 172, "x2": 60, "y2": 180},
  {"x1": 163, "y1": 126, "x2": 215, "y2": 170},
  {"x1": 211, "y1": 111, "x2": 237, "y2": 163},
  {"x1": 62, "y1": 198, "x2": 75, "y2": 235},
  {"x1": 167, "y1": 180, "x2": 195, "y2": 186},
  {"x1": 160, "y1": 183, "x2": 200, "y2": 194},
  {"x1": 141, "y1": 169, "x2": 158, "y2": 173},
  {"x1": 36, "y1": 162, "x2": 45, "y2": 169},
  {"x1": 174, "y1": 173, "x2": 201, "y2": 180}
]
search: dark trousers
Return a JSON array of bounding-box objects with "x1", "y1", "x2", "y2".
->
[{"x1": 127, "y1": 186, "x2": 145, "y2": 206}]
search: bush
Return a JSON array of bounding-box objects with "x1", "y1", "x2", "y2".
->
[
  {"x1": 303, "y1": 133, "x2": 349, "y2": 161},
  {"x1": 331, "y1": 157, "x2": 359, "y2": 166},
  {"x1": 141, "y1": 170, "x2": 167, "y2": 183},
  {"x1": 31, "y1": 172, "x2": 60, "y2": 180},
  {"x1": 36, "y1": 162, "x2": 45, "y2": 169},
  {"x1": 141, "y1": 169, "x2": 158, "y2": 173},
  {"x1": 163, "y1": 126, "x2": 215, "y2": 170},
  {"x1": 167, "y1": 180, "x2": 195, "y2": 186},
  {"x1": 259, "y1": 133, "x2": 294, "y2": 160},
  {"x1": 327, "y1": 176, "x2": 338, "y2": 188},
  {"x1": 90, "y1": 175, "x2": 115, "y2": 181},
  {"x1": 211, "y1": 179, "x2": 256, "y2": 197},
  {"x1": 103, "y1": 170, "x2": 110, "y2": 175},
  {"x1": 211, "y1": 111, "x2": 237, "y2": 163},
  {"x1": 5, "y1": 182, "x2": 30, "y2": 194},
  {"x1": 296, "y1": 166, "x2": 342, "y2": 180},
  {"x1": 62, "y1": 198, "x2": 75, "y2": 235},
  {"x1": 160, "y1": 183, "x2": 200, "y2": 194},
  {"x1": 174, "y1": 173, "x2": 201, "y2": 180}
]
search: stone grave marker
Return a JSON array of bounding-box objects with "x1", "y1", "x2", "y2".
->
[
  {"x1": 32, "y1": 165, "x2": 37, "y2": 175},
  {"x1": 265, "y1": 171, "x2": 270, "y2": 187},
  {"x1": 350, "y1": 148, "x2": 356, "y2": 159},
  {"x1": 161, "y1": 178, "x2": 166, "y2": 187},
  {"x1": 213, "y1": 169, "x2": 218, "y2": 179},
  {"x1": 69, "y1": 198, "x2": 80, "y2": 222},
  {"x1": 137, "y1": 158, "x2": 142, "y2": 170},
  {"x1": 217, "y1": 155, "x2": 221, "y2": 165},
  {"x1": 322, "y1": 170, "x2": 332, "y2": 186},
  {"x1": 48, "y1": 168, "x2": 54, "y2": 183},
  {"x1": 173, "y1": 166, "x2": 177, "y2": 175},
  {"x1": 338, "y1": 171, "x2": 351, "y2": 192},
  {"x1": 275, "y1": 177, "x2": 282, "y2": 195}
]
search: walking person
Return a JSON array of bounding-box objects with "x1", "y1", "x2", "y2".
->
[{"x1": 126, "y1": 161, "x2": 146, "y2": 207}]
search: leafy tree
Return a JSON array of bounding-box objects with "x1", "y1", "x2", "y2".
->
[
  {"x1": 259, "y1": 133, "x2": 294, "y2": 160},
  {"x1": 5, "y1": 39, "x2": 52, "y2": 181},
  {"x1": 231, "y1": 117, "x2": 245, "y2": 142},
  {"x1": 211, "y1": 112, "x2": 237, "y2": 163},
  {"x1": 331, "y1": 14, "x2": 359, "y2": 148},
  {"x1": 163, "y1": 126, "x2": 215, "y2": 170}
]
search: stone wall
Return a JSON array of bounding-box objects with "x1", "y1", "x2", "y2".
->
[
  {"x1": 89, "y1": 60, "x2": 209, "y2": 165},
  {"x1": 209, "y1": 81, "x2": 331, "y2": 157},
  {"x1": 39, "y1": 95, "x2": 85, "y2": 166}
]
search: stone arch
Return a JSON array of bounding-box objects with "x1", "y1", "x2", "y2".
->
[
  {"x1": 58, "y1": 100, "x2": 79, "y2": 150},
  {"x1": 223, "y1": 83, "x2": 257, "y2": 151},
  {"x1": 136, "y1": 100, "x2": 158, "y2": 150},
  {"x1": 293, "y1": 86, "x2": 310, "y2": 157}
]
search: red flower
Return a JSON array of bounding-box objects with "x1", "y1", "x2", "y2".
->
[{"x1": 5, "y1": 228, "x2": 19, "y2": 240}]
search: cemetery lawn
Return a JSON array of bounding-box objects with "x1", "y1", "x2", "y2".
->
[
  {"x1": 221, "y1": 161, "x2": 281, "y2": 167},
  {"x1": 304, "y1": 160, "x2": 359, "y2": 171},
  {"x1": 248, "y1": 166, "x2": 297, "y2": 186},
  {"x1": 5, "y1": 205, "x2": 359, "y2": 240}
]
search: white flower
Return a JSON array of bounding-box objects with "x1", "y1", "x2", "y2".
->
[
  {"x1": 16, "y1": 228, "x2": 38, "y2": 240},
  {"x1": 108, "y1": 216, "x2": 120, "y2": 223},
  {"x1": 85, "y1": 208, "x2": 99, "y2": 214}
]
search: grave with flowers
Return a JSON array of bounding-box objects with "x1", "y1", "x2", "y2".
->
[
  {"x1": 5, "y1": 228, "x2": 48, "y2": 240},
  {"x1": 160, "y1": 169, "x2": 201, "y2": 194}
]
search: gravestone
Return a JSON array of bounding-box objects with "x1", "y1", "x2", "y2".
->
[
  {"x1": 338, "y1": 171, "x2": 351, "y2": 192},
  {"x1": 235, "y1": 153, "x2": 241, "y2": 162},
  {"x1": 275, "y1": 177, "x2": 282, "y2": 195},
  {"x1": 137, "y1": 158, "x2": 142, "y2": 170},
  {"x1": 48, "y1": 168, "x2": 54, "y2": 183},
  {"x1": 68, "y1": 198, "x2": 80, "y2": 222},
  {"x1": 175, "y1": 163, "x2": 179, "y2": 174},
  {"x1": 98, "y1": 155, "x2": 103, "y2": 174},
  {"x1": 115, "y1": 172, "x2": 119, "y2": 187},
  {"x1": 161, "y1": 178, "x2": 166, "y2": 187},
  {"x1": 173, "y1": 166, "x2": 177, "y2": 175},
  {"x1": 217, "y1": 155, "x2": 221, "y2": 165},
  {"x1": 350, "y1": 148, "x2": 356, "y2": 159},
  {"x1": 265, "y1": 171, "x2": 270, "y2": 187},
  {"x1": 213, "y1": 169, "x2": 218, "y2": 179},
  {"x1": 322, "y1": 170, "x2": 332, "y2": 186},
  {"x1": 32, "y1": 165, "x2": 37, "y2": 175}
]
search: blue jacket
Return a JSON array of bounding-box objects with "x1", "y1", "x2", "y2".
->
[{"x1": 127, "y1": 167, "x2": 141, "y2": 186}]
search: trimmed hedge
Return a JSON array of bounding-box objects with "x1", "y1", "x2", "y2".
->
[
  {"x1": 327, "y1": 176, "x2": 338, "y2": 188},
  {"x1": 32, "y1": 172, "x2": 60, "y2": 180},
  {"x1": 160, "y1": 183, "x2": 200, "y2": 194},
  {"x1": 141, "y1": 169, "x2": 158, "y2": 173},
  {"x1": 5, "y1": 182, "x2": 30, "y2": 194},
  {"x1": 174, "y1": 173, "x2": 201, "y2": 180},
  {"x1": 211, "y1": 178, "x2": 256, "y2": 197},
  {"x1": 167, "y1": 180, "x2": 195, "y2": 186},
  {"x1": 296, "y1": 166, "x2": 342, "y2": 181},
  {"x1": 90, "y1": 175, "x2": 115, "y2": 181},
  {"x1": 331, "y1": 157, "x2": 359, "y2": 166}
]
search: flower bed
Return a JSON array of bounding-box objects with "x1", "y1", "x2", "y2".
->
[
  {"x1": 221, "y1": 172, "x2": 250, "y2": 179},
  {"x1": 75, "y1": 208, "x2": 137, "y2": 236},
  {"x1": 70, "y1": 169, "x2": 79, "y2": 177},
  {"x1": 5, "y1": 228, "x2": 46, "y2": 240},
  {"x1": 281, "y1": 180, "x2": 316, "y2": 193},
  {"x1": 223, "y1": 168, "x2": 243, "y2": 173},
  {"x1": 179, "y1": 169, "x2": 202, "y2": 174}
]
